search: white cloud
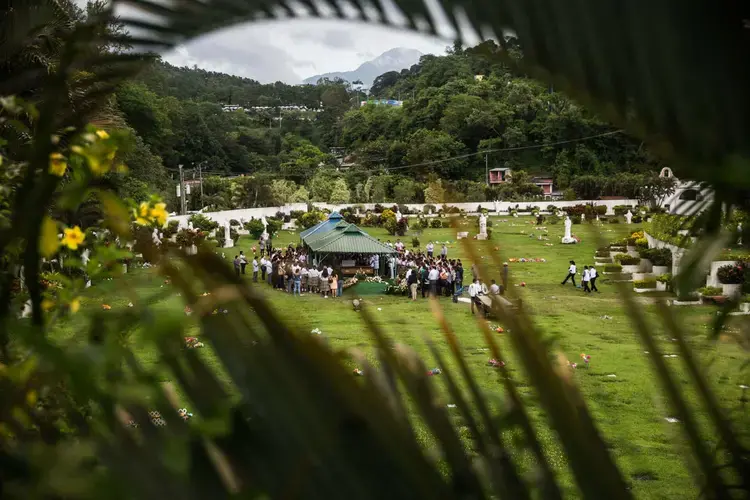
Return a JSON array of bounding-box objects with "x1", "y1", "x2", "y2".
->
[{"x1": 162, "y1": 19, "x2": 450, "y2": 84}]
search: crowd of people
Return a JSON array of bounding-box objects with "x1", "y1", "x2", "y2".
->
[{"x1": 232, "y1": 244, "x2": 345, "y2": 298}]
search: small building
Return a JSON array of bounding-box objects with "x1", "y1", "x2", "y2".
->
[
  {"x1": 531, "y1": 177, "x2": 554, "y2": 196},
  {"x1": 488, "y1": 167, "x2": 512, "y2": 184},
  {"x1": 300, "y1": 212, "x2": 395, "y2": 275}
]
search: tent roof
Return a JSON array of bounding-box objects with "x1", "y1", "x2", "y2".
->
[
  {"x1": 307, "y1": 223, "x2": 396, "y2": 254},
  {"x1": 299, "y1": 211, "x2": 344, "y2": 239},
  {"x1": 303, "y1": 220, "x2": 349, "y2": 246}
]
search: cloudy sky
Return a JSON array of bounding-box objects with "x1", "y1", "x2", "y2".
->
[
  {"x1": 162, "y1": 19, "x2": 451, "y2": 84},
  {"x1": 107, "y1": 0, "x2": 487, "y2": 84}
]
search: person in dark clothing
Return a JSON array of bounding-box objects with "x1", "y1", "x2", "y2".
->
[
  {"x1": 407, "y1": 268, "x2": 419, "y2": 300},
  {"x1": 233, "y1": 255, "x2": 240, "y2": 276}
]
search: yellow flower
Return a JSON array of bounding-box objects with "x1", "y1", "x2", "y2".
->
[
  {"x1": 96, "y1": 130, "x2": 110, "y2": 140},
  {"x1": 41, "y1": 298, "x2": 55, "y2": 311},
  {"x1": 71, "y1": 145, "x2": 84, "y2": 155},
  {"x1": 150, "y1": 202, "x2": 168, "y2": 226},
  {"x1": 135, "y1": 202, "x2": 151, "y2": 225},
  {"x1": 61, "y1": 226, "x2": 85, "y2": 250},
  {"x1": 69, "y1": 298, "x2": 80, "y2": 314},
  {"x1": 49, "y1": 153, "x2": 67, "y2": 177}
]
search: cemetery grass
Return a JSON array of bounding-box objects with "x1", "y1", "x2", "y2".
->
[{"x1": 50, "y1": 217, "x2": 748, "y2": 499}]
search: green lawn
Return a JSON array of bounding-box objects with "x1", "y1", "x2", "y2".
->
[{"x1": 51, "y1": 216, "x2": 748, "y2": 498}]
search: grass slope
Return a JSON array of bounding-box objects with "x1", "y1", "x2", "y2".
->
[{"x1": 51, "y1": 217, "x2": 748, "y2": 498}]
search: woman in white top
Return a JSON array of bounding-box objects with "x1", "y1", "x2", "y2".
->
[{"x1": 561, "y1": 260, "x2": 577, "y2": 287}]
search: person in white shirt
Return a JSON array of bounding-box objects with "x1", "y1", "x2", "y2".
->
[
  {"x1": 251, "y1": 256, "x2": 259, "y2": 282},
  {"x1": 489, "y1": 279, "x2": 500, "y2": 294},
  {"x1": 589, "y1": 265, "x2": 599, "y2": 292},
  {"x1": 468, "y1": 279, "x2": 483, "y2": 314},
  {"x1": 426, "y1": 242, "x2": 434, "y2": 257},
  {"x1": 264, "y1": 259, "x2": 273, "y2": 285},
  {"x1": 300, "y1": 266, "x2": 309, "y2": 292},
  {"x1": 428, "y1": 266, "x2": 439, "y2": 296},
  {"x1": 259, "y1": 256, "x2": 267, "y2": 281},
  {"x1": 561, "y1": 260, "x2": 577, "y2": 287},
  {"x1": 582, "y1": 265, "x2": 591, "y2": 292}
]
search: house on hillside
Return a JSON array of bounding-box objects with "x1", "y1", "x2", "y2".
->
[
  {"x1": 489, "y1": 168, "x2": 557, "y2": 199},
  {"x1": 488, "y1": 167, "x2": 512, "y2": 184}
]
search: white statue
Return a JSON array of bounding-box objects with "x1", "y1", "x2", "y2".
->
[
  {"x1": 625, "y1": 210, "x2": 633, "y2": 224},
  {"x1": 494, "y1": 200, "x2": 499, "y2": 215},
  {"x1": 478, "y1": 213, "x2": 488, "y2": 240},
  {"x1": 739, "y1": 223, "x2": 743, "y2": 245},
  {"x1": 152, "y1": 228, "x2": 161, "y2": 246},
  {"x1": 561, "y1": 216, "x2": 576, "y2": 244},
  {"x1": 581, "y1": 212, "x2": 586, "y2": 221},
  {"x1": 224, "y1": 220, "x2": 233, "y2": 248},
  {"x1": 396, "y1": 209, "x2": 403, "y2": 221},
  {"x1": 81, "y1": 248, "x2": 91, "y2": 266},
  {"x1": 261, "y1": 215, "x2": 268, "y2": 231},
  {"x1": 187, "y1": 221, "x2": 193, "y2": 230}
]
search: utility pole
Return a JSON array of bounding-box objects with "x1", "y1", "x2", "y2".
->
[
  {"x1": 178, "y1": 164, "x2": 186, "y2": 215},
  {"x1": 199, "y1": 163, "x2": 204, "y2": 208},
  {"x1": 485, "y1": 152, "x2": 489, "y2": 186}
]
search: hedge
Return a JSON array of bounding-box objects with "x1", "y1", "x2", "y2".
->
[
  {"x1": 603, "y1": 264, "x2": 623, "y2": 273},
  {"x1": 615, "y1": 254, "x2": 641, "y2": 265},
  {"x1": 633, "y1": 279, "x2": 657, "y2": 289}
]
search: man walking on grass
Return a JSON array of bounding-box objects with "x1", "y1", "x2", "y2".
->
[
  {"x1": 589, "y1": 265, "x2": 599, "y2": 292},
  {"x1": 561, "y1": 260, "x2": 577, "y2": 287}
]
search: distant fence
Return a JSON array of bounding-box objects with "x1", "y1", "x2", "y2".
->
[{"x1": 168, "y1": 199, "x2": 640, "y2": 228}]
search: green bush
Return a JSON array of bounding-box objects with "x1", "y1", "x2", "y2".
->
[
  {"x1": 243, "y1": 218, "x2": 265, "y2": 238},
  {"x1": 656, "y1": 273, "x2": 672, "y2": 283},
  {"x1": 595, "y1": 250, "x2": 610, "y2": 258},
  {"x1": 300, "y1": 211, "x2": 327, "y2": 229},
  {"x1": 633, "y1": 279, "x2": 657, "y2": 288},
  {"x1": 699, "y1": 286, "x2": 723, "y2": 296},
  {"x1": 603, "y1": 263, "x2": 623, "y2": 273},
  {"x1": 641, "y1": 248, "x2": 672, "y2": 266},
  {"x1": 615, "y1": 254, "x2": 641, "y2": 265},
  {"x1": 411, "y1": 237, "x2": 420, "y2": 248},
  {"x1": 430, "y1": 219, "x2": 443, "y2": 229},
  {"x1": 547, "y1": 214, "x2": 560, "y2": 224},
  {"x1": 609, "y1": 217, "x2": 620, "y2": 224},
  {"x1": 423, "y1": 204, "x2": 436, "y2": 214},
  {"x1": 162, "y1": 220, "x2": 180, "y2": 239},
  {"x1": 188, "y1": 213, "x2": 219, "y2": 232},
  {"x1": 595, "y1": 205, "x2": 607, "y2": 215},
  {"x1": 384, "y1": 217, "x2": 398, "y2": 235},
  {"x1": 290, "y1": 210, "x2": 305, "y2": 220},
  {"x1": 570, "y1": 214, "x2": 582, "y2": 224}
]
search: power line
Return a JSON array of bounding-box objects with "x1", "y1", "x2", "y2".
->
[{"x1": 164, "y1": 130, "x2": 623, "y2": 179}]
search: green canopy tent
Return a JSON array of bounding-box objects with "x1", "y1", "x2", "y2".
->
[{"x1": 302, "y1": 223, "x2": 395, "y2": 276}]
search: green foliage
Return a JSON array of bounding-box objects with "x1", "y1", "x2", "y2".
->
[
  {"x1": 188, "y1": 213, "x2": 219, "y2": 232},
  {"x1": 411, "y1": 236, "x2": 420, "y2": 248},
  {"x1": 656, "y1": 273, "x2": 673, "y2": 283},
  {"x1": 641, "y1": 248, "x2": 672, "y2": 267},
  {"x1": 615, "y1": 254, "x2": 641, "y2": 265},
  {"x1": 430, "y1": 218, "x2": 443, "y2": 229},
  {"x1": 299, "y1": 210, "x2": 327, "y2": 229},
  {"x1": 645, "y1": 214, "x2": 697, "y2": 247},
  {"x1": 699, "y1": 286, "x2": 724, "y2": 297},
  {"x1": 328, "y1": 178, "x2": 351, "y2": 204},
  {"x1": 633, "y1": 279, "x2": 657, "y2": 289},
  {"x1": 603, "y1": 264, "x2": 623, "y2": 273},
  {"x1": 243, "y1": 218, "x2": 265, "y2": 238}
]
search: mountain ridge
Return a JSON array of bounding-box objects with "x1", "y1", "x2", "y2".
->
[{"x1": 303, "y1": 47, "x2": 422, "y2": 87}]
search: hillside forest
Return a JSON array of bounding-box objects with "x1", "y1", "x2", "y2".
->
[{"x1": 112, "y1": 39, "x2": 668, "y2": 211}]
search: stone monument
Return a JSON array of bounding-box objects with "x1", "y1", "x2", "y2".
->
[
  {"x1": 561, "y1": 216, "x2": 577, "y2": 244},
  {"x1": 152, "y1": 228, "x2": 162, "y2": 246},
  {"x1": 396, "y1": 208, "x2": 403, "y2": 221},
  {"x1": 224, "y1": 220, "x2": 234, "y2": 248},
  {"x1": 625, "y1": 210, "x2": 633, "y2": 224},
  {"x1": 477, "y1": 213, "x2": 488, "y2": 240},
  {"x1": 738, "y1": 223, "x2": 743, "y2": 246}
]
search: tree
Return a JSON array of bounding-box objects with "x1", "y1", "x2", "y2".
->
[
  {"x1": 405, "y1": 129, "x2": 468, "y2": 179},
  {"x1": 328, "y1": 178, "x2": 351, "y2": 204},
  {"x1": 270, "y1": 179, "x2": 308, "y2": 204},
  {"x1": 424, "y1": 179, "x2": 446, "y2": 203}
]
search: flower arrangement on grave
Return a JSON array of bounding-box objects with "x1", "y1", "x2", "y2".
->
[
  {"x1": 569, "y1": 361, "x2": 578, "y2": 369},
  {"x1": 490, "y1": 325, "x2": 504, "y2": 333},
  {"x1": 352, "y1": 368, "x2": 363, "y2": 376},
  {"x1": 311, "y1": 328, "x2": 322, "y2": 335},
  {"x1": 488, "y1": 359, "x2": 505, "y2": 368},
  {"x1": 426, "y1": 368, "x2": 442, "y2": 376},
  {"x1": 384, "y1": 278, "x2": 409, "y2": 295},
  {"x1": 364, "y1": 276, "x2": 383, "y2": 283},
  {"x1": 101, "y1": 304, "x2": 111, "y2": 310},
  {"x1": 580, "y1": 353, "x2": 591, "y2": 367},
  {"x1": 184, "y1": 305, "x2": 192, "y2": 315},
  {"x1": 185, "y1": 337, "x2": 204, "y2": 349}
]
